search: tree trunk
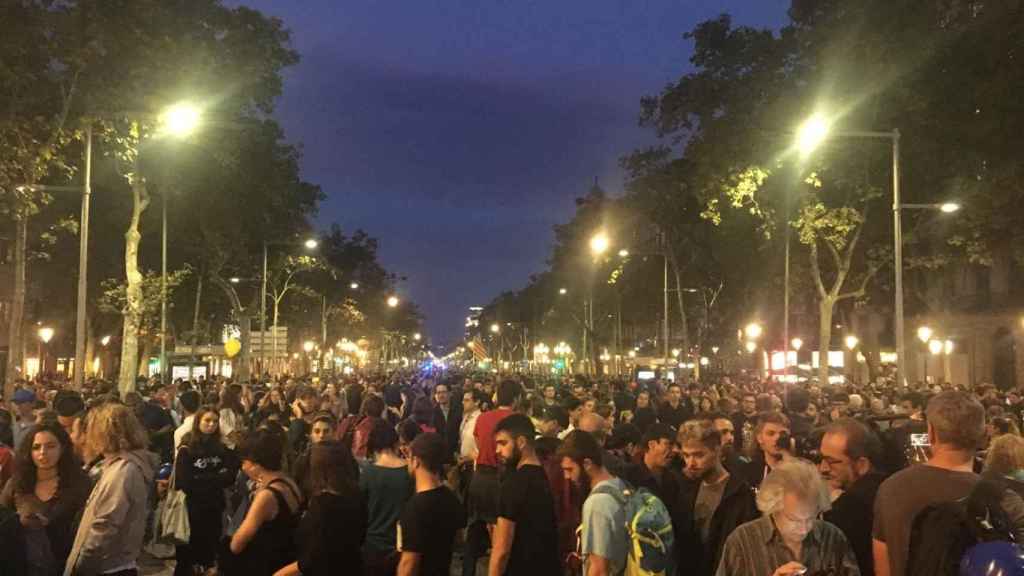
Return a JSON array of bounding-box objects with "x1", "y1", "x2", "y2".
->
[
  {"x1": 190, "y1": 273, "x2": 203, "y2": 373},
  {"x1": 118, "y1": 170, "x2": 149, "y2": 397},
  {"x1": 818, "y1": 298, "x2": 834, "y2": 387},
  {"x1": 137, "y1": 338, "x2": 152, "y2": 378},
  {"x1": 84, "y1": 314, "x2": 95, "y2": 379},
  {"x1": 668, "y1": 251, "x2": 691, "y2": 364},
  {"x1": 272, "y1": 299, "x2": 281, "y2": 376},
  {"x1": 4, "y1": 215, "x2": 27, "y2": 398}
]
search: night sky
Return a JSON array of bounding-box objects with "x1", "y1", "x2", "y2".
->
[{"x1": 235, "y1": 0, "x2": 790, "y2": 345}]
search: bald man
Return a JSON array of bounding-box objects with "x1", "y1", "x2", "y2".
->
[{"x1": 579, "y1": 412, "x2": 629, "y2": 478}]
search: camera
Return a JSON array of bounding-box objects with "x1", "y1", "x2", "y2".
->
[{"x1": 776, "y1": 430, "x2": 821, "y2": 461}]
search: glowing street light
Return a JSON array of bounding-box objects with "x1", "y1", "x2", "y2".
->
[
  {"x1": 618, "y1": 249, "x2": 629, "y2": 258},
  {"x1": 628, "y1": 350, "x2": 636, "y2": 359},
  {"x1": 490, "y1": 323, "x2": 500, "y2": 334},
  {"x1": 744, "y1": 341, "x2": 757, "y2": 354},
  {"x1": 558, "y1": 288, "x2": 567, "y2": 295},
  {"x1": 160, "y1": 102, "x2": 202, "y2": 138},
  {"x1": 700, "y1": 356, "x2": 710, "y2": 367},
  {"x1": 589, "y1": 233, "x2": 609, "y2": 256},
  {"x1": 791, "y1": 337, "x2": 804, "y2": 351},
  {"x1": 38, "y1": 327, "x2": 54, "y2": 343},
  {"x1": 303, "y1": 340, "x2": 315, "y2": 353},
  {"x1": 744, "y1": 322, "x2": 763, "y2": 340},
  {"x1": 796, "y1": 113, "x2": 831, "y2": 157},
  {"x1": 229, "y1": 277, "x2": 241, "y2": 284},
  {"x1": 349, "y1": 282, "x2": 359, "y2": 290},
  {"x1": 939, "y1": 203, "x2": 961, "y2": 214},
  {"x1": 917, "y1": 326, "x2": 933, "y2": 344},
  {"x1": 386, "y1": 296, "x2": 400, "y2": 308},
  {"x1": 844, "y1": 335, "x2": 859, "y2": 350},
  {"x1": 944, "y1": 340, "x2": 955, "y2": 355},
  {"x1": 304, "y1": 238, "x2": 319, "y2": 250},
  {"x1": 413, "y1": 333, "x2": 422, "y2": 341},
  {"x1": 100, "y1": 335, "x2": 111, "y2": 347},
  {"x1": 928, "y1": 339, "x2": 944, "y2": 355}
]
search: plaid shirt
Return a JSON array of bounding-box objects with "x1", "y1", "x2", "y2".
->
[{"x1": 715, "y1": 514, "x2": 861, "y2": 576}]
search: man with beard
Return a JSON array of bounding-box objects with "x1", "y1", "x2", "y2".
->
[
  {"x1": 659, "y1": 384, "x2": 692, "y2": 430},
  {"x1": 709, "y1": 412, "x2": 748, "y2": 473},
  {"x1": 488, "y1": 414, "x2": 561, "y2": 576},
  {"x1": 819, "y1": 418, "x2": 886, "y2": 576},
  {"x1": 731, "y1": 392, "x2": 758, "y2": 455},
  {"x1": 673, "y1": 419, "x2": 757, "y2": 576},
  {"x1": 558, "y1": 430, "x2": 630, "y2": 576},
  {"x1": 738, "y1": 411, "x2": 790, "y2": 489}
]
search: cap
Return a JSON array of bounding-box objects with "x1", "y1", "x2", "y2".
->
[{"x1": 13, "y1": 389, "x2": 36, "y2": 404}]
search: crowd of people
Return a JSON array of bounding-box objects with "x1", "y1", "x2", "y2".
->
[{"x1": 2, "y1": 368, "x2": 1024, "y2": 576}]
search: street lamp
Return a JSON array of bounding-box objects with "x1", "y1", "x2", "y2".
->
[
  {"x1": 38, "y1": 327, "x2": 54, "y2": 344},
  {"x1": 791, "y1": 338, "x2": 804, "y2": 351},
  {"x1": 744, "y1": 341, "x2": 757, "y2": 354},
  {"x1": 928, "y1": 339, "x2": 944, "y2": 355},
  {"x1": 101, "y1": 335, "x2": 111, "y2": 347},
  {"x1": 490, "y1": 323, "x2": 500, "y2": 334},
  {"x1": 558, "y1": 288, "x2": 567, "y2": 295},
  {"x1": 37, "y1": 327, "x2": 54, "y2": 377},
  {"x1": 917, "y1": 326, "x2": 933, "y2": 344},
  {"x1": 304, "y1": 238, "x2": 319, "y2": 250},
  {"x1": 844, "y1": 335, "x2": 859, "y2": 350},
  {"x1": 413, "y1": 333, "x2": 421, "y2": 342},
  {"x1": 590, "y1": 233, "x2": 609, "y2": 256},
  {"x1": 795, "y1": 112, "x2": 962, "y2": 387},
  {"x1": 349, "y1": 282, "x2": 359, "y2": 290},
  {"x1": 159, "y1": 102, "x2": 202, "y2": 138},
  {"x1": 387, "y1": 296, "x2": 400, "y2": 308},
  {"x1": 618, "y1": 249, "x2": 629, "y2": 258},
  {"x1": 303, "y1": 340, "x2": 315, "y2": 353},
  {"x1": 944, "y1": 340, "x2": 954, "y2": 355},
  {"x1": 744, "y1": 322, "x2": 763, "y2": 341}
]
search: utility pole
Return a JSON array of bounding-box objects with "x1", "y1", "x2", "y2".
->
[{"x1": 73, "y1": 126, "x2": 92, "y2": 389}]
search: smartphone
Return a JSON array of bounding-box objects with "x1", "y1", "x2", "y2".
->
[{"x1": 910, "y1": 433, "x2": 930, "y2": 447}]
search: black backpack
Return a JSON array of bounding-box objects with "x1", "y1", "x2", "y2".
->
[{"x1": 906, "y1": 478, "x2": 1017, "y2": 576}]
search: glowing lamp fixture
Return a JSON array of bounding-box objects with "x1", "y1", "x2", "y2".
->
[
  {"x1": 558, "y1": 288, "x2": 567, "y2": 295},
  {"x1": 38, "y1": 327, "x2": 54, "y2": 343},
  {"x1": 589, "y1": 233, "x2": 609, "y2": 256},
  {"x1": 796, "y1": 113, "x2": 831, "y2": 156},
  {"x1": 917, "y1": 326, "x2": 933, "y2": 344},
  {"x1": 791, "y1": 337, "x2": 804, "y2": 351},
  {"x1": 744, "y1": 322, "x2": 763, "y2": 340},
  {"x1": 944, "y1": 340, "x2": 955, "y2": 355},
  {"x1": 304, "y1": 238, "x2": 319, "y2": 249},
  {"x1": 744, "y1": 341, "x2": 757, "y2": 354},
  {"x1": 413, "y1": 333, "x2": 422, "y2": 341},
  {"x1": 386, "y1": 296, "x2": 400, "y2": 308},
  {"x1": 928, "y1": 339, "x2": 944, "y2": 355},
  {"x1": 303, "y1": 340, "x2": 315, "y2": 353},
  {"x1": 101, "y1": 335, "x2": 111, "y2": 346},
  {"x1": 844, "y1": 335, "x2": 859, "y2": 350},
  {"x1": 939, "y1": 203, "x2": 961, "y2": 214},
  {"x1": 490, "y1": 323, "x2": 500, "y2": 334},
  {"x1": 160, "y1": 102, "x2": 201, "y2": 138}
]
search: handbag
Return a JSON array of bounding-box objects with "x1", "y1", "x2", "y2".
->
[{"x1": 160, "y1": 448, "x2": 191, "y2": 545}]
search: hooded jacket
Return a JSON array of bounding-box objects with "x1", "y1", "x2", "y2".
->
[{"x1": 64, "y1": 449, "x2": 156, "y2": 576}]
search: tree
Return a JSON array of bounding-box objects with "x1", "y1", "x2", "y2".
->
[
  {"x1": 66, "y1": 0, "x2": 299, "y2": 394},
  {"x1": 0, "y1": 0, "x2": 82, "y2": 396}
]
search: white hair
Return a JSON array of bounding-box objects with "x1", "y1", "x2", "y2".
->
[
  {"x1": 755, "y1": 458, "x2": 832, "y2": 516},
  {"x1": 848, "y1": 394, "x2": 864, "y2": 409}
]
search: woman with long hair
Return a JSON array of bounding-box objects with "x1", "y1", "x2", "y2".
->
[
  {"x1": 65, "y1": 403, "x2": 156, "y2": 576},
  {"x1": 360, "y1": 419, "x2": 413, "y2": 576},
  {"x1": 223, "y1": 428, "x2": 302, "y2": 576},
  {"x1": 273, "y1": 441, "x2": 366, "y2": 576},
  {"x1": 175, "y1": 406, "x2": 240, "y2": 575},
  {"x1": 219, "y1": 384, "x2": 247, "y2": 449},
  {"x1": 0, "y1": 422, "x2": 90, "y2": 576}
]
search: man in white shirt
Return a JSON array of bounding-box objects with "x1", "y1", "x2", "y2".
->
[
  {"x1": 459, "y1": 389, "x2": 483, "y2": 460},
  {"x1": 173, "y1": 390, "x2": 202, "y2": 451}
]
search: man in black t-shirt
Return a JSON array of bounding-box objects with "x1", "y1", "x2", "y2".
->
[
  {"x1": 490, "y1": 414, "x2": 562, "y2": 576},
  {"x1": 397, "y1": 432, "x2": 463, "y2": 576}
]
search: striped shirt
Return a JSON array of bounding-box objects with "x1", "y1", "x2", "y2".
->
[{"x1": 715, "y1": 514, "x2": 860, "y2": 576}]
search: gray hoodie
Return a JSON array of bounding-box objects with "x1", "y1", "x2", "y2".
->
[{"x1": 64, "y1": 450, "x2": 157, "y2": 576}]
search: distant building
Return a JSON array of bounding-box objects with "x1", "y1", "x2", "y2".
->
[{"x1": 465, "y1": 306, "x2": 482, "y2": 340}]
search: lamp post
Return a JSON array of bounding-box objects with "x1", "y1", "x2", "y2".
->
[
  {"x1": 917, "y1": 326, "x2": 933, "y2": 384},
  {"x1": 587, "y1": 233, "x2": 609, "y2": 375},
  {"x1": 37, "y1": 327, "x2": 54, "y2": 378},
  {"x1": 157, "y1": 102, "x2": 203, "y2": 386},
  {"x1": 795, "y1": 113, "x2": 961, "y2": 387}
]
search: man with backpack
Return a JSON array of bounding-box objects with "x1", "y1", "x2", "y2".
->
[
  {"x1": 559, "y1": 430, "x2": 674, "y2": 576},
  {"x1": 872, "y1": 391, "x2": 1024, "y2": 576}
]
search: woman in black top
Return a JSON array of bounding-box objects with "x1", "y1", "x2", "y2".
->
[
  {"x1": 224, "y1": 428, "x2": 302, "y2": 576},
  {"x1": 0, "y1": 422, "x2": 90, "y2": 576},
  {"x1": 273, "y1": 440, "x2": 367, "y2": 576},
  {"x1": 176, "y1": 406, "x2": 239, "y2": 575}
]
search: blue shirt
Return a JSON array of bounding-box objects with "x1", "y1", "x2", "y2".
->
[{"x1": 582, "y1": 477, "x2": 629, "y2": 576}]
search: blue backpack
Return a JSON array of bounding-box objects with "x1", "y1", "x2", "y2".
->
[{"x1": 589, "y1": 482, "x2": 675, "y2": 576}]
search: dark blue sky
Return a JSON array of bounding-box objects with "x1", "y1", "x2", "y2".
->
[{"x1": 237, "y1": 0, "x2": 789, "y2": 344}]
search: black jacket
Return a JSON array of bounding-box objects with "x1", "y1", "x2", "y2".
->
[
  {"x1": 737, "y1": 451, "x2": 771, "y2": 490},
  {"x1": 824, "y1": 471, "x2": 886, "y2": 576},
  {"x1": 673, "y1": 473, "x2": 759, "y2": 576}
]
